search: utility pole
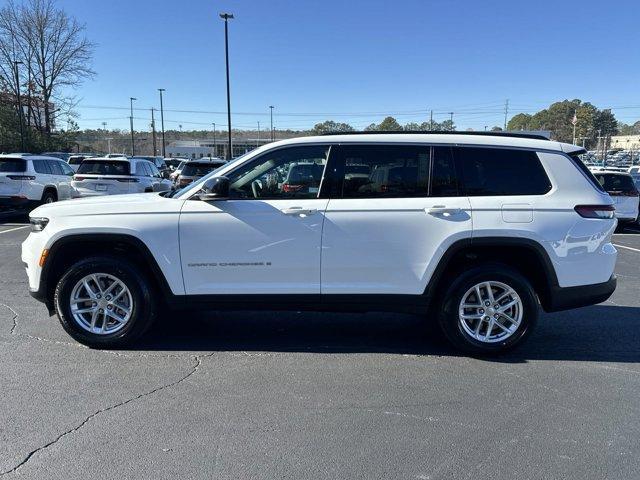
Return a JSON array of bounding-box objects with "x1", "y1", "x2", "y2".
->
[
  {"x1": 212, "y1": 123, "x2": 216, "y2": 157},
  {"x1": 571, "y1": 110, "x2": 577, "y2": 145},
  {"x1": 257, "y1": 121, "x2": 260, "y2": 147},
  {"x1": 129, "y1": 97, "x2": 137, "y2": 156},
  {"x1": 158, "y1": 89, "x2": 166, "y2": 157},
  {"x1": 151, "y1": 108, "x2": 157, "y2": 156},
  {"x1": 220, "y1": 12, "x2": 234, "y2": 160},
  {"x1": 503, "y1": 99, "x2": 509, "y2": 131},
  {"x1": 269, "y1": 105, "x2": 274, "y2": 141},
  {"x1": 13, "y1": 61, "x2": 25, "y2": 152},
  {"x1": 429, "y1": 109, "x2": 433, "y2": 131},
  {"x1": 449, "y1": 112, "x2": 454, "y2": 131}
]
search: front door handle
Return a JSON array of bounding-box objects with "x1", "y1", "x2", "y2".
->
[
  {"x1": 281, "y1": 207, "x2": 318, "y2": 216},
  {"x1": 426, "y1": 206, "x2": 462, "y2": 215}
]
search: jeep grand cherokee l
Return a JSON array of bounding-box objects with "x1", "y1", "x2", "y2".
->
[{"x1": 22, "y1": 133, "x2": 617, "y2": 354}]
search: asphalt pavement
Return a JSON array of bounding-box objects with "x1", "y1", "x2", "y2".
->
[{"x1": 0, "y1": 215, "x2": 639, "y2": 479}]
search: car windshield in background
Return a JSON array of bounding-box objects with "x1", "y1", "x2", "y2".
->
[
  {"x1": 594, "y1": 173, "x2": 637, "y2": 192},
  {"x1": 182, "y1": 163, "x2": 224, "y2": 177},
  {"x1": 0, "y1": 158, "x2": 26, "y2": 172},
  {"x1": 76, "y1": 160, "x2": 130, "y2": 175}
]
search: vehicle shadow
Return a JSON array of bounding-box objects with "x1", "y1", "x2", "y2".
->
[{"x1": 133, "y1": 304, "x2": 640, "y2": 363}]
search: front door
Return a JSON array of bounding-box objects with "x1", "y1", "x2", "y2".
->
[{"x1": 179, "y1": 145, "x2": 332, "y2": 295}]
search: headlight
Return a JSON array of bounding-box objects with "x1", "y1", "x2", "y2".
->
[{"x1": 30, "y1": 217, "x2": 49, "y2": 232}]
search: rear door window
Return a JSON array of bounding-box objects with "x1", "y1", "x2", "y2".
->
[
  {"x1": 47, "y1": 160, "x2": 64, "y2": 175},
  {"x1": 454, "y1": 147, "x2": 551, "y2": 196},
  {"x1": 335, "y1": 145, "x2": 430, "y2": 198},
  {"x1": 0, "y1": 158, "x2": 26, "y2": 172},
  {"x1": 593, "y1": 174, "x2": 637, "y2": 193},
  {"x1": 32, "y1": 159, "x2": 52, "y2": 174},
  {"x1": 431, "y1": 147, "x2": 459, "y2": 197},
  {"x1": 77, "y1": 161, "x2": 131, "y2": 175}
]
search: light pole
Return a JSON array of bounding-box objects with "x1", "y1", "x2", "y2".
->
[
  {"x1": 220, "y1": 12, "x2": 234, "y2": 160},
  {"x1": 257, "y1": 121, "x2": 260, "y2": 148},
  {"x1": 212, "y1": 123, "x2": 216, "y2": 157},
  {"x1": 158, "y1": 88, "x2": 166, "y2": 157},
  {"x1": 151, "y1": 107, "x2": 157, "y2": 156},
  {"x1": 129, "y1": 97, "x2": 137, "y2": 156},
  {"x1": 269, "y1": 105, "x2": 274, "y2": 141},
  {"x1": 13, "y1": 61, "x2": 25, "y2": 151}
]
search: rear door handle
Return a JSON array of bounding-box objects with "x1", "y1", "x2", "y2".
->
[
  {"x1": 281, "y1": 207, "x2": 318, "y2": 216},
  {"x1": 426, "y1": 206, "x2": 462, "y2": 215}
]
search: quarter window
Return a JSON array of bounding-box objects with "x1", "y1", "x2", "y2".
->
[
  {"x1": 32, "y1": 160, "x2": 51, "y2": 174},
  {"x1": 226, "y1": 146, "x2": 329, "y2": 199},
  {"x1": 454, "y1": 147, "x2": 551, "y2": 196}
]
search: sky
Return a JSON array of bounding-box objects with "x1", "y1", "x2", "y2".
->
[{"x1": 55, "y1": 0, "x2": 640, "y2": 132}]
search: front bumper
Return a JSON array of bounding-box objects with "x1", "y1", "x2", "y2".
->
[{"x1": 545, "y1": 275, "x2": 617, "y2": 312}]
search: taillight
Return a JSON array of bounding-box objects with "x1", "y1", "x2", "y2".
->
[
  {"x1": 574, "y1": 205, "x2": 616, "y2": 219},
  {"x1": 74, "y1": 176, "x2": 85, "y2": 181},
  {"x1": 282, "y1": 184, "x2": 303, "y2": 193},
  {"x1": 7, "y1": 175, "x2": 35, "y2": 180},
  {"x1": 116, "y1": 178, "x2": 139, "y2": 183}
]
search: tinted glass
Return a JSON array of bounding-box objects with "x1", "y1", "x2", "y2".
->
[
  {"x1": 227, "y1": 146, "x2": 329, "y2": 199},
  {"x1": 32, "y1": 159, "x2": 51, "y2": 174},
  {"x1": 594, "y1": 174, "x2": 637, "y2": 193},
  {"x1": 431, "y1": 147, "x2": 459, "y2": 197},
  {"x1": 59, "y1": 162, "x2": 74, "y2": 175},
  {"x1": 338, "y1": 145, "x2": 430, "y2": 198},
  {"x1": 182, "y1": 162, "x2": 225, "y2": 177},
  {"x1": 137, "y1": 162, "x2": 150, "y2": 176},
  {"x1": 77, "y1": 161, "x2": 130, "y2": 175},
  {"x1": 48, "y1": 160, "x2": 64, "y2": 175},
  {"x1": 148, "y1": 163, "x2": 161, "y2": 177},
  {"x1": 570, "y1": 154, "x2": 605, "y2": 192},
  {"x1": 455, "y1": 147, "x2": 551, "y2": 196},
  {"x1": 68, "y1": 156, "x2": 85, "y2": 165},
  {"x1": 0, "y1": 158, "x2": 26, "y2": 172}
]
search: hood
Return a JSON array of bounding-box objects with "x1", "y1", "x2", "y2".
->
[{"x1": 30, "y1": 192, "x2": 185, "y2": 218}]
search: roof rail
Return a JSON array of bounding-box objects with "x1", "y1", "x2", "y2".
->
[{"x1": 320, "y1": 130, "x2": 551, "y2": 141}]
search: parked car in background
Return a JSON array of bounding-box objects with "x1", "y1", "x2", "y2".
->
[
  {"x1": 170, "y1": 160, "x2": 187, "y2": 184},
  {"x1": 41, "y1": 152, "x2": 71, "y2": 162},
  {"x1": 72, "y1": 157, "x2": 172, "y2": 197},
  {"x1": 67, "y1": 155, "x2": 93, "y2": 172},
  {"x1": 165, "y1": 158, "x2": 187, "y2": 170},
  {"x1": 176, "y1": 158, "x2": 226, "y2": 188},
  {"x1": 592, "y1": 171, "x2": 639, "y2": 225},
  {"x1": 0, "y1": 154, "x2": 75, "y2": 210},
  {"x1": 105, "y1": 153, "x2": 128, "y2": 159},
  {"x1": 131, "y1": 156, "x2": 170, "y2": 178}
]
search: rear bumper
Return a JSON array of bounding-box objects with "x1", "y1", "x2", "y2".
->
[
  {"x1": 0, "y1": 196, "x2": 31, "y2": 207},
  {"x1": 545, "y1": 275, "x2": 617, "y2": 312}
]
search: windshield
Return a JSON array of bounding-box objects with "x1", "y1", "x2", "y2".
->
[
  {"x1": 77, "y1": 160, "x2": 130, "y2": 175},
  {"x1": 594, "y1": 173, "x2": 637, "y2": 193},
  {"x1": 0, "y1": 158, "x2": 26, "y2": 172}
]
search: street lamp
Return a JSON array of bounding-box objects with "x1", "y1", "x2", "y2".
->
[
  {"x1": 219, "y1": 12, "x2": 234, "y2": 160},
  {"x1": 13, "y1": 61, "x2": 25, "y2": 151},
  {"x1": 158, "y1": 88, "x2": 166, "y2": 157},
  {"x1": 269, "y1": 105, "x2": 274, "y2": 141},
  {"x1": 129, "y1": 97, "x2": 137, "y2": 156},
  {"x1": 212, "y1": 123, "x2": 216, "y2": 157}
]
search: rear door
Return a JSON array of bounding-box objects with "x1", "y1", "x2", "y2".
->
[
  {"x1": 47, "y1": 160, "x2": 71, "y2": 199},
  {"x1": 0, "y1": 157, "x2": 28, "y2": 197},
  {"x1": 74, "y1": 160, "x2": 133, "y2": 195},
  {"x1": 321, "y1": 144, "x2": 472, "y2": 295}
]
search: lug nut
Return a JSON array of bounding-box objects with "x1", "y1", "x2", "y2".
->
[
  {"x1": 96, "y1": 294, "x2": 101, "y2": 299},
  {"x1": 478, "y1": 308, "x2": 484, "y2": 314},
  {"x1": 494, "y1": 314, "x2": 499, "y2": 319},
  {"x1": 484, "y1": 301, "x2": 490, "y2": 306},
  {"x1": 92, "y1": 302, "x2": 97, "y2": 307},
  {"x1": 106, "y1": 295, "x2": 111, "y2": 301},
  {"x1": 107, "y1": 305, "x2": 112, "y2": 310},
  {"x1": 484, "y1": 316, "x2": 490, "y2": 321},
  {"x1": 98, "y1": 309, "x2": 103, "y2": 313},
  {"x1": 494, "y1": 304, "x2": 500, "y2": 309}
]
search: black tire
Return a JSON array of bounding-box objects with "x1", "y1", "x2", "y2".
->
[
  {"x1": 54, "y1": 256, "x2": 156, "y2": 348},
  {"x1": 437, "y1": 263, "x2": 539, "y2": 355},
  {"x1": 41, "y1": 189, "x2": 57, "y2": 205}
]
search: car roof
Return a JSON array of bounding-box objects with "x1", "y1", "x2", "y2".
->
[
  {"x1": 0, "y1": 154, "x2": 65, "y2": 161},
  {"x1": 268, "y1": 132, "x2": 580, "y2": 154},
  {"x1": 186, "y1": 158, "x2": 225, "y2": 164},
  {"x1": 81, "y1": 157, "x2": 131, "y2": 162},
  {"x1": 593, "y1": 171, "x2": 633, "y2": 177}
]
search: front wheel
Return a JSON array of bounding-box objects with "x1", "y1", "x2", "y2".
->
[
  {"x1": 54, "y1": 256, "x2": 156, "y2": 347},
  {"x1": 438, "y1": 264, "x2": 539, "y2": 355}
]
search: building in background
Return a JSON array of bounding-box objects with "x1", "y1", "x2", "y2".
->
[
  {"x1": 610, "y1": 135, "x2": 640, "y2": 151},
  {"x1": 166, "y1": 138, "x2": 272, "y2": 159}
]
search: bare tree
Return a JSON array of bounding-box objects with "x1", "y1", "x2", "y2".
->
[{"x1": 0, "y1": 0, "x2": 94, "y2": 134}]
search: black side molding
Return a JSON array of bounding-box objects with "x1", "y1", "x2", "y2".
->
[{"x1": 546, "y1": 275, "x2": 616, "y2": 312}]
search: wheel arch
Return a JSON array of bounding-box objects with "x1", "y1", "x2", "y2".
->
[
  {"x1": 41, "y1": 233, "x2": 174, "y2": 311},
  {"x1": 424, "y1": 237, "x2": 559, "y2": 312}
]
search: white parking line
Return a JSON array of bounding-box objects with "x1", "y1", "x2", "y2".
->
[
  {"x1": 0, "y1": 225, "x2": 28, "y2": 234},
  {"x1": 614, "y1": 244, "x2": 640, "y2": 253}
]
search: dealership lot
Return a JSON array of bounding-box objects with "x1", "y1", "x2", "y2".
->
[{"x1": 1, "y1": 217, "x2": 639, "y2": 479}]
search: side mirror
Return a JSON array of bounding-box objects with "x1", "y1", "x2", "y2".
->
[{"x1": 197, "y1": 176, "x2": 229, "y2": 201}]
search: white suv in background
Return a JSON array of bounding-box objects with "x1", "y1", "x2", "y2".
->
[
  {"x1": 72, "y1": 157, "x2": 173, "y2": 197},
  {"x1": 22, "y1": 133, "x2": 618, "y2": 355},
  {"x1": 0, "y1": 155, "x2": 75, "y2": 210}
]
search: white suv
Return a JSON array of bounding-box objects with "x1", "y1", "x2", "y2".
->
[
  {"x1": 22, "y1": 133, "x2": 618, "y2": 354},
  {"x1": 0, "y1": 155, "x2": 75, "y2": 210},
  {"x1": 72, "y1": 157, "x2": 173, "y2": 197}
]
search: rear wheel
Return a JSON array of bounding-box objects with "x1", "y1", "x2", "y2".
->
[
  {"x1": 41, "y1": 189, "x2": 57, "y2": 204},
  {"x1": 438, "y1": 264, "x2": 538, "y2": 355},
  {"x1": 54, "y1": 256, "x2": 156, "y2": 347}
]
